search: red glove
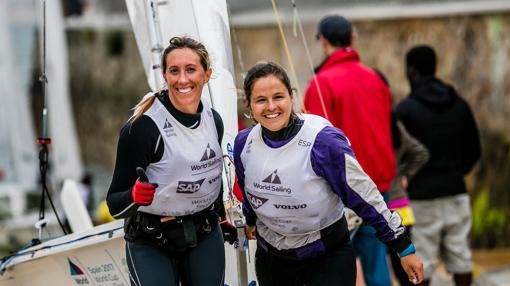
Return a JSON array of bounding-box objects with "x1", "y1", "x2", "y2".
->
[{"x1": 132, "y1": 179, "x2": 156, "y2": 206}]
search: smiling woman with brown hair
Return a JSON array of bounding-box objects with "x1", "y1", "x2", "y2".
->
[{"x1": 234, "y1": 62, "x2": 424, "y2": 286}]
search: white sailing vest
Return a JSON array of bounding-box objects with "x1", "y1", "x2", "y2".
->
[
  {"x1": 139, "y1": 99, "x2": 223, "y2": 216},
  {"x1": 241, "y1": 114, "x2": 344, "y2": 249}
]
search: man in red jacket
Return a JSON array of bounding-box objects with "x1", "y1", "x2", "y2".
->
[{"x1": 304, "y1": 15, "x2": 396, "y2": 286}]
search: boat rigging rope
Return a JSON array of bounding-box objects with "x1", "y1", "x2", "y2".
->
[
  {"x1": 270, "y1": 0, "x2": 305, "y2": 110},
  {"x1": 37, "y1": 0, "x2": 68, "y2": 238},
  {"x1": 189, "y1": 0, "x2": 244, "y2": 226},
  {"x1": 288, "y1": 0, "x2": 329, "y2": 120}
]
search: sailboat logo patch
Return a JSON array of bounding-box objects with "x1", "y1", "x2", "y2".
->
[
  {"x1": 200, "y1": 143, "x2": 216, "y2": 161},
  {"x1": 68, "y1": 258, "x2": 91, "y2": 284},
  {"x1": 68, "y1": 259, "x2": 84, "y2": 275},
  {"x1": 262, "y1": 170, "x2": 281, "y2": 184},
  {"x1": 163, "y1": 119, "x2": 175, "y2": 137}
]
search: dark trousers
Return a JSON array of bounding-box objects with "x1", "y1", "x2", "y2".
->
[
  {"x1": 126, "y1": 223, "x2": 225, "y2": 286},
  {"x1": 255, "y1": 241, "x2": 356, "y2": 286}
]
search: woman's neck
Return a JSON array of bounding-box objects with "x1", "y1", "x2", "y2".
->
[
  {"x1": 261, "y1": 115, "x2": 302, "y2": 142},
  {"x1": 159, "y1": 90, "x2": 202, "y2": 128}
]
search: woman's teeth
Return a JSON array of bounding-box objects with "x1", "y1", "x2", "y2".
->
[
  {"x1": 178, "y1": 87, "x2": 193, "y2": 93},
  {"x1": 265, "y1": 113, "x2": 279, "y2": 119}
]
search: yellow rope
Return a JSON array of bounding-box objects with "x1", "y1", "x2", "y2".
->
[
  {"x1": 289, "y1": 0, "x2": 329, "y2": 119},
  {"x1": 270, "y1": 0, "x2": 305, "y2": 110}
]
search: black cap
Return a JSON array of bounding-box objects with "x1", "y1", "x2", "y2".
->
[{"x1": 316, "y1": 15, "x2": 352, "y2": 47}]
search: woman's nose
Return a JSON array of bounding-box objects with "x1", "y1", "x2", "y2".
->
[
  {"x1": 177, "y1": 71, "x2": 188, "y2": 84},
  {"x1": 267, "y1": 99, "x2": 276, "y2": 110}
]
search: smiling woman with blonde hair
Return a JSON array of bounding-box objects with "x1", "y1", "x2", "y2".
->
[
  {"x1": 234, "y1": 62, "x2": 424, "y2": 286},
  {"x1": 106, "y1": 36, "x2": 236, "y2": 286}
]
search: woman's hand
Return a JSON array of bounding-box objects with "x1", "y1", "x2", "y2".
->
[
  {"x1": 399, "y1": 175, "x2": 409, "y2": 189},
  {"x1": 244, "y1": 224, "x2": 256, "y2": 240},
  {"x1": 400, "y1": 253, "x2": 424, "y2": 284}
]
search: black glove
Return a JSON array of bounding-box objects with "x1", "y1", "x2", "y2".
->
[{"x1": 220, "y1": 219, "x2": 238, "y2": 245}]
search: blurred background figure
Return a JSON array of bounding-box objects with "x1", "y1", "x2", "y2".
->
[
  {"x1": 388, "y1": 115, "x2": 429, "y2": 286},
  {"x1": 95, "y1": 199, "x2": 115, "y2": 224},
  {"x1": 76, "y1": 172, "x2": 95, "y2": 217},
  {"x1": 304, "y1": 15, "x2": 396, "y2": 286},
  {"x1": 396, "y1": 45, "x2": 481, "y2": 286}
]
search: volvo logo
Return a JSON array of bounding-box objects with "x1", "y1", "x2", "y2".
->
[{"x1": 273, "y1": 204, "x2": 307, "y2": 210}]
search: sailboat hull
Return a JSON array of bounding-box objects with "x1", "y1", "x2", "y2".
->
[{"x1": 0, "y1": 221, "x2": 129, "y2": 286}]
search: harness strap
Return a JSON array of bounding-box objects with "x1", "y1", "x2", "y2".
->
[
  {"x1": 182, "y1": 216, "x2": 198, "y2": 247},
  {"x1": 257, "y1": 216, "x2": 350, "y2": 261}
]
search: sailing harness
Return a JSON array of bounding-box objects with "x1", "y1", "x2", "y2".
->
[
  {"x1": 256, "y1": 216, "x2": 351, "y2": 261},
  {"x1": 124, "y1": 203, "x2": 222, "y2": 254}
]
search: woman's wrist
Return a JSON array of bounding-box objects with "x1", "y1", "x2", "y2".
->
[{"x1": 398, "y1": 244, "x2": 416, "y2": 257}]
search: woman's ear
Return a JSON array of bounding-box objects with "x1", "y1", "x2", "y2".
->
[{"x1": 204, "y1": 68, "x2": 212, "y2": 83}]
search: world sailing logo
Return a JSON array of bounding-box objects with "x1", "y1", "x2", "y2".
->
[
  {"x1": 262, "y1": 169, "x2": 281, "y2": 184},
  {"x1": 68, "y1": 258, "x2": 90, "y2": 284},
  {"x1": 191, "y1": 143, "x2": 221, "y2": 172},
  {"x1": 246, "y1": 139, "x2": 252, "y2": 154},
  {"x1": 253, "y1": 169, "x2": 292, "y2": 194},
  {"x1": 200, "y1": 143, "x2": 216, "y2": 161},
  {"x1": 163, "y1": 119, "x2": 175, "y2": 137}
]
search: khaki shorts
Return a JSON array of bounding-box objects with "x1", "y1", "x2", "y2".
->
[{"x1": 411, "y1": 194, "x2": 472, "y2": 278}]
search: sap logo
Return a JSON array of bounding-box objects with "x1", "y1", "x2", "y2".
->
[
  {"x1": 177, "y1": 178, "x2": 205, "y2": 193},
  {"x1": 298, "y1": 139, "x2": 312, "y2": 148},
  {"x1": 273, "y1": 203, "x2": 307, "y2": 210},
  {"x1": 247, "y1": 193, "x2": 268, "y2": 209}
]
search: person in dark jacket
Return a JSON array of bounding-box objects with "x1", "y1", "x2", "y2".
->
[{"x1": 396, "y1": 45, "x2": 481, "y2": 286}]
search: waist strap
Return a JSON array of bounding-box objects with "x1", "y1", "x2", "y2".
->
[{"x1": 257, "y1": 216, "x2": 350, "y2": 261}]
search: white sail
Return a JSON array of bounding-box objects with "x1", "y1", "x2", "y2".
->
[
  {"x1": 0, "y1": 0, "x2": 38, "y2": 217},
  {"x1": 43, "y1": 0, "x2": 83, "y2": 183}
]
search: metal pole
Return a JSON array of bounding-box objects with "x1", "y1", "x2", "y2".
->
[{"x1": 144, "y1": 0, "x2": 165, "y2": 90}]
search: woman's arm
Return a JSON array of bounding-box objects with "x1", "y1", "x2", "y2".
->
[
  {"x1": 311, "y1": 126, "x2": 410, "y2": 252},
  {"x1": 233, "y1": 128, "x2": 257, "y2": 227},
  {"x1": 396, "y1": 121, "x2": 429, "y2": 179},
  {"x1": 106, "y1": 116, "x2": 161, "y2": 218}
]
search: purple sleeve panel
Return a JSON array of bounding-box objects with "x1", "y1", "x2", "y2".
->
[
  {"x1": 234, "y1": 127, "x2": 257, "y2": 226},
  {"x1": 311, "y1": 126, "x2": 406, "y2": 244},
  {"x1": 310, "y1": 126, "x2": 355, "y2": 199}
]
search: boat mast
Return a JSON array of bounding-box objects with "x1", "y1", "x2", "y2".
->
[
  {"x1": 144, "y1": 0, "x2": 165, "y2": 91},
  {"x1": 36, "y1": 0, "x2": 68, "y2": 239}
]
